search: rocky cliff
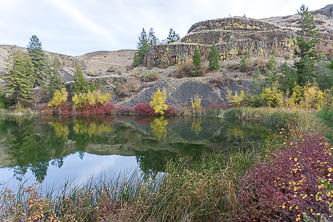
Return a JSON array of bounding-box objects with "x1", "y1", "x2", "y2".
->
[
  {"x1": 145, "y1": 5, "x2": 333, "y2": 68},
  {"x1": 144, "y1": 17, "x2": 297, "y2": 67}
]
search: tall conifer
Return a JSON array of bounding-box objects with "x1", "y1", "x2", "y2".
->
[{"x1": 3, "y1": 49, "x2": 34, "y2": 107}]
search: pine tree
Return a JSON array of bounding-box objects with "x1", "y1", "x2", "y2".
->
[
  {"x1": 3, "y1": 49, "x2": 34, "y2": 108},
  {"x1": 73, "y1": 65, "x2": 89, "y2": 94},
  {"x1": 44, "y1": 67, "x2": 64, "y2": 100},
  {"x1": 133, "y1": 28, "x2": 150, "y2": 67},
  {"x1": 294, "y1": 5, "x2": 320, "y2": 86},
  {"x1": 166, "y1": 28, "x2": 180, "y2": 44},
  {"x1": 27, "y1": 35, "x2": 49, "y2": 87},
  {"x1": 192, "y1": 47, "x2": 202, "y2": 77},
  {"x1": 148, "y1": 28, "x2": 159, "y2": 47},
  {"x1": 208, "y1": 44, "x2": 220, "y2": 70}
]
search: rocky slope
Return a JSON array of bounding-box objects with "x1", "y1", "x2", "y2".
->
[{"x1": 0, "y1": 4, "x2": 332, "y2": 108}]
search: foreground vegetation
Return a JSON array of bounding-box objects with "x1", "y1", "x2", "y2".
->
[
  {"x1": 0, "y1": 107, "x2": 332, "y2": 221},
  {"x1": 0, "y1": 4, "x2": 332, "y2": 222}
]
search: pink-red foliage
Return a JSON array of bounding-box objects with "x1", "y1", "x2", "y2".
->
[
  {"x1": 55, "y1": 102, "x2": 74, "y2": 116},
  {"x1": 133, "y1": 103, "x2": 154, "y2": 116},
  {"x1": 56, "y1": 102, "x2": 116, "y2": 116},
  {"x1": 236, "y1": 134, "x2": 333, "y2": 221},
  {"x1": 104, "y1": 102, "x2": 115, "y2": 113}
]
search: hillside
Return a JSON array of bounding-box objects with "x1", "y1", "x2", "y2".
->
[{"x1": 0, "y1": 4, "x2": 332, "y2": 107}]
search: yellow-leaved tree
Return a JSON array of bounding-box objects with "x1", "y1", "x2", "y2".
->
[
  {"x1": 150, "y1": 88, "x2": 168, "y2": 115},
  {"x1": 72, "y1": 93, "x2": 87, "y2": 108},
  {"x1": 48, "y1": 88, "x2": 68, "y2": 107},
  {"x1": 260, "y1": 85, "x2": 284, "y2": 107},
  {"x1": 302, "y1": 85, "x2": 328, "y2": 110},
  {"x1": 191, "y1": 95, "x2": 203, "y2": 115},
  {"x1": 226, "y1": 89, "x2": 245, "y2": 106}
]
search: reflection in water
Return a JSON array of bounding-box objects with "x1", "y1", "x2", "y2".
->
[
  {"x1": 48, "y1": 122, "x2": 69, "y2": 139},
  {"x1": 191, "y1": 119, "x2": 202, "y2": 135},
  {"x1": 150, "y1": 117, "x2": 168, "y2": 141},
  {"x1": 73, "y1": 121, "x2": 112, "y2": 137},
  {"x1": 0, "y1": 116, "x2": 277, "y2": 188},
  {"x1": 226, "y1": 125, "x2": 245, "y2": 142}
]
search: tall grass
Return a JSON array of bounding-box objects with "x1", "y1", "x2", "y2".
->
[{"x1": 224, "y1": 107, "x2": 321, "y2": 133}]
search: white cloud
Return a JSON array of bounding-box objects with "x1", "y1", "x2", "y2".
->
[
  {"x1": 47, "y1": 0, "x2": 115, "y2": 45},
  {"x1": 0, "y1": 0, "x2": 331, "y2": 55}
]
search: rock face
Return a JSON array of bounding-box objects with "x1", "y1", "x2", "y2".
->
[
  {"x1": 145, "y1": 5, "x2": 333, "y2": 68},
  {"x1": 121, "y1": 77, "x2": 254, "y2": 108},
  {"x1": 144, "y1": 17, "x2": 297, "y2": 68}
]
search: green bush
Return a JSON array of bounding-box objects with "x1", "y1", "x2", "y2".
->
[
  {"x1": 246, "y1": 95, "x2": 264, "y2": 108},
  {"x1": 86, "y1": 72, "x2": 98, "y2": 77},
  {"x1": 0, "y1": 94, "x2": 5, "y2": 108},
  {"x1": 192, "y1": 47, "x2": 202, "y2": 77},
  {"x1": 140, "y1": 72, "x2": 159, "y2": 82},
  {"x1": 107, "y1": 66, "x2": 116, "y2": 73},
  {"x1": 208, "y1": 44, "x2": 220, "y2": 71},
  {"x1": 240, "y1": 55, "x2": 251, "y2": 72},
  {"x1": 267, "y1": 56, "x2": 277, "y2": 71}
]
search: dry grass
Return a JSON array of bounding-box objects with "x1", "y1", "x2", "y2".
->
[{"x1": 118, "y1": 77, "x2": 141, "y2": 96}]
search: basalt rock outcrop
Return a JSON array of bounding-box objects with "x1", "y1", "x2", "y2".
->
[
  {"x1": 144, "y1": 17, "x2": 297, "y2": 68},
  {"x1": 145, "y1": 5, "x2": 333, "y2": 68}
]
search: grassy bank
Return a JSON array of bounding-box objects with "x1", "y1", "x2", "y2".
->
[
  {"x1": 0, "y1": 108, "x2": 37, "y2": 119},
  {"x1": 0, "y1": 107, "x2": 332, "y2": 221}
]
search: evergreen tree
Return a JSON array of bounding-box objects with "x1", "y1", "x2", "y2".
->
[
  {"x1": 166, "y1": 28, "x2": 180, "y2": 44},
  {"x1": 45, "y1": 67, "x2": 64, "y2": 100},
  {"x1": 133, "y1": 28, "x2": 149, "y2": 67},
  {"x1": 192, "y1": 47, "x2": 202, "y2": 77},
  {"x1": 3, "y1": 49, "x2": 34, "y2": 108},
  {"x1": 27, "y1": 35, "x2": 49, "y2": 87},
  {"x1": 278, "y1": 63, "x2": 297, "y2": 95},
  {"x1": 73, "y1": 65, "x2": 89, "y2": 94},
  {"x1": 208, "y1": 44, "x2": 220, "y2": 70},
  {"x1": 294, "y1": 5, "x2": 320, "y2": 86},
  {"x1": 148, "y1": 28, "x2": 159, "y2": 47}
]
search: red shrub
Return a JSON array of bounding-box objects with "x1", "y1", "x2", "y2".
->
[
  {"x1": 55, "y1": 102, "x2": 74, "y2": 115},
  {"x1": 133, "y1": 103, "x2": 154, "y2": 116},
  {"x1": 104, "y1": 102, "x2": 115, "y2": 114},
  {"x1": 115, "y1": 105, "x2": 132, "y2": 115},
  {"x1": 236, "y1": 134, "x2": 333, "y2": 221}
]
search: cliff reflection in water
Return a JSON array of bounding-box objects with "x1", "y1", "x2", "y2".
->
[{"x1": 0, "y1": 116, "x2": 275, "y2": 184}]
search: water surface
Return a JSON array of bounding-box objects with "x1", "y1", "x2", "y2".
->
[{"x1": 0, "y1": 116, "x2": 275, "y2": 190}]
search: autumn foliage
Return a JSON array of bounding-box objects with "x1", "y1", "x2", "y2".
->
[
  {"x1": 150, "y1": 88, "x2": 168, "y2": 115},
  {"x1": 48, "y1": 88, "x2": 68, "y2": 107},
  {"x1": 236, "y1": 134, "x2": 333, "y2": 221}
]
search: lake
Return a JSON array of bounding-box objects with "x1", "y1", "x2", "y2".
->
[{"x1": 0, "y1": 116, "x2": 276, "y2": 191}]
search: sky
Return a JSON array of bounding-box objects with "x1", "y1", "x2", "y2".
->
[{"x1": 0, "y1": 0, "x2": 331, "y2": 56}]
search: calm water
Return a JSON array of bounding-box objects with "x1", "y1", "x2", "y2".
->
[{"x1": 0, "y1": 116, "x2": 275, "y2": 190}]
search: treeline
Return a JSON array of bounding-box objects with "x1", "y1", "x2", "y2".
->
[
  {"x1": 1, "y1": 35, "x2": 63, "y2": 108},
  {"x1": 0, "y1": 35, "x2": 107, "y2": 110},
  {"x1": 133, "y1": 28, "x2": 180, "y2": 67}
]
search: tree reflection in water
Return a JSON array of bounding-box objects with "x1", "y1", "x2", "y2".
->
[{"x1": 0, "y1": 117, "x2": 276, "y2": 183}]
